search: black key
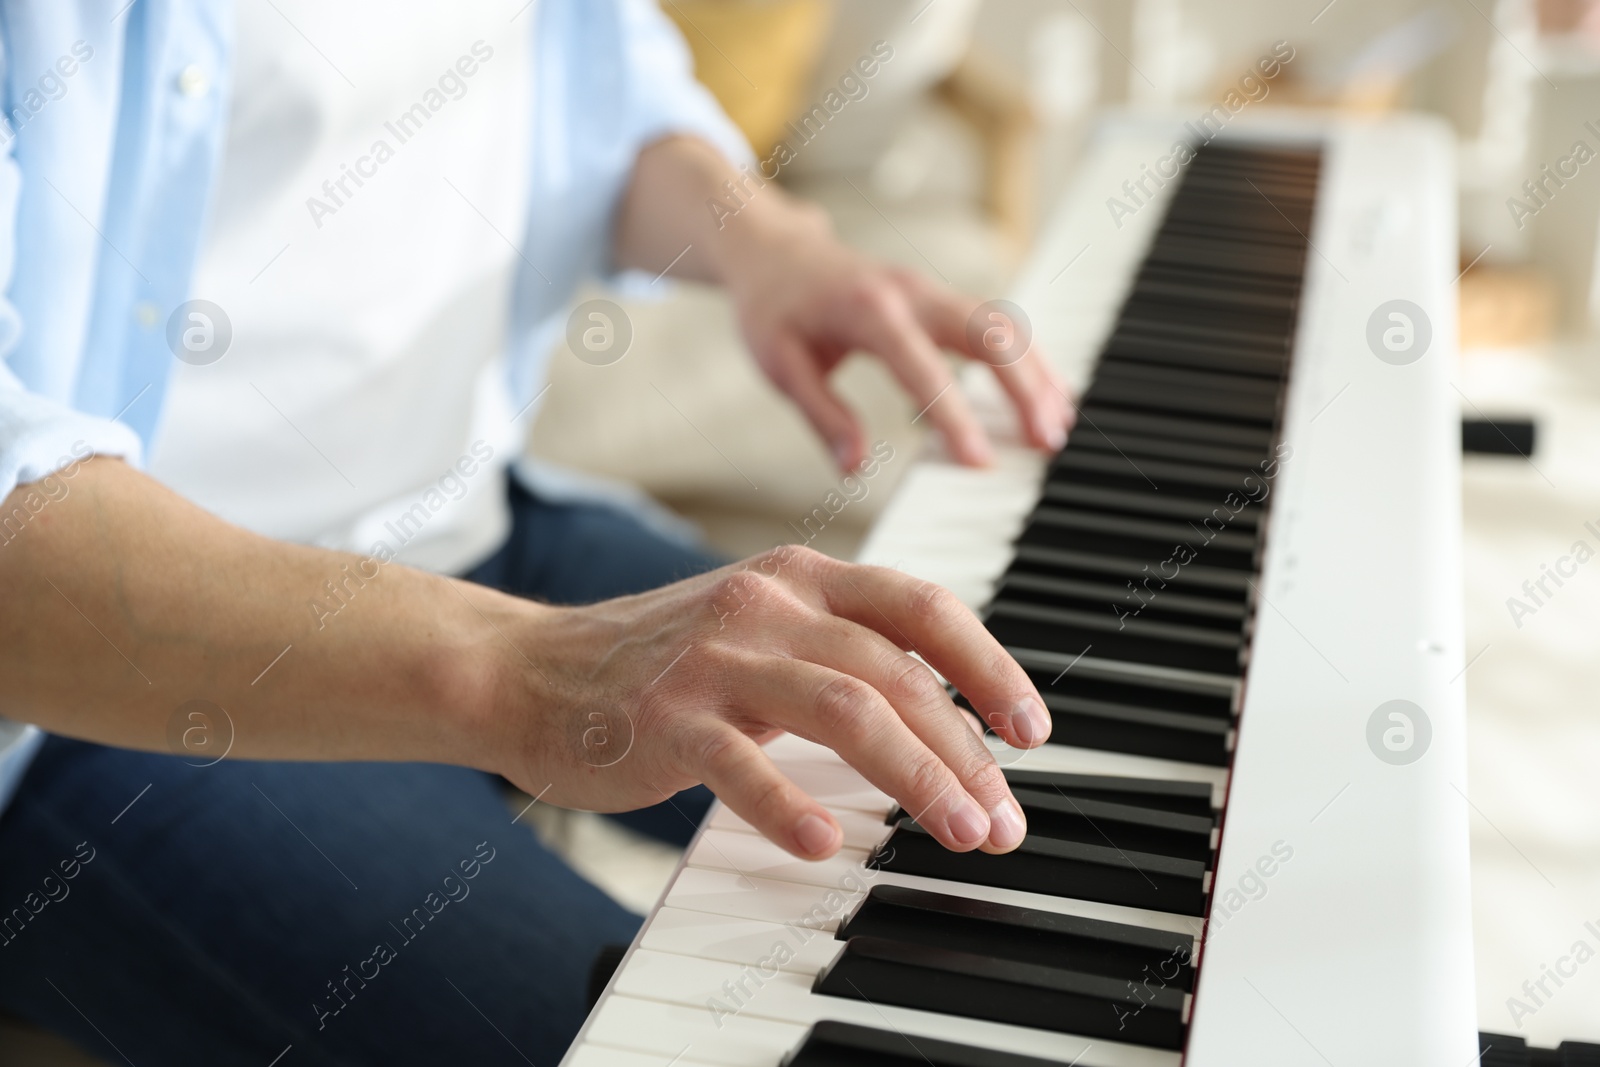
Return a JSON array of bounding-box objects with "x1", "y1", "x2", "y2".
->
[
  {"x1": 997, "y1": 570, "x2": 1246, "y2": 624},
  {"x1": 1001, "y1": 767, "x2": 1217, "y2": 816},
  {"x1": 1036, "y1": 480, "x2": 1262, "y2": 530},
  {"x1": 1096, "y1": 338, "x2": 1290, "y2": 382},
  {"x1": 965, "y1": 668, "x2": 1237, "y2": 767},
  {"x1": 814, "y1": 936, "x2": 1189, "y2": 1048},
  {"x1": 1063, "y1": 426, "x2": 1272, "y2": 473},
  {"x1": 783, "y1": 1020, "x2": 1074, "y2": 1067},
  {"x1": 869, "y1": 819, "x2": 1211, "y2": 915},
  {"x1": 890, "y1": 786, "x2": 1215, "y2": 861},
  {"x1": 1022, "y1": 695, "x2": 1233, "y2": 765},
  {"x1": 1094, "y1": 361, "x2": 1284, "y2": 403},
  {"x1": 1078, "y1": 405, "x2": 1276, "y2": 449},
  {"x1": 979, "y1": 669, "x2": 1236, "y2": 767},
  {"x1": 1014, "y1": 523, "x2": 1255, "y2": 578},
  {"x1": 837, "y1": 885, "x2": 1196, "y2": 988},
  {"x1": 1002, "y1": 641, "x2": 1240, "y2": 700},
  {"x1": 985, "y1": 600, "x2": 1243, "y2": 676},
  {"x1": 1008, "y1": 542, "x2": 1252, "y2": 596},
  {"x1": 1024, "y1": 506, "x2": 1258, "y2": 557},
  {"x1": 1083, "y1": 377, "x2": 1280, "y2": 424},
  {"x1": 1048, "y1": 450, "x2": 1271, "y2": 501}
]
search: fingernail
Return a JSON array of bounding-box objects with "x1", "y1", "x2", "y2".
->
[
  {"x1": 831, "y1": 439, "x2": 854, "y2": 470},
  {"x1": 795, "y1": 813, "x2": 839, "y2": 856},
  {"x1": 946, "y1": 798, "x2": 989, "y2": 847},
  {"x1": 1012, "y1": 697, "x2": 1051, "y2": 745},
  {"x1": 987, "y1": 798, "x2": 1027, "y2": 850},
  {"x1": 1043, "y1": 420, "x2": 1067, "y2": 451}
]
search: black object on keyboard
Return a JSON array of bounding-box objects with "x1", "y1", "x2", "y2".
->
[
  {"x1": 1478, "y1": 1032, "x2": 1600, "y2": 1067},
  {"x1": 1462, "y1": 417, "x2": 1536, "y2": 457},
  {"x1": 782, "y1": 1020, "x2": 1072, "y2": 1067}
]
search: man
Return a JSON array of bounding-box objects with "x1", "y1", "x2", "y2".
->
[{"x1": 0, "y1": 2, "x2": 1071, "y2": 1063}]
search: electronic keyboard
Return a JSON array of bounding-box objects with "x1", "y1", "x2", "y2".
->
[{"x1": 563, "y1": 112, "x2": 1476, "y2": 1067}]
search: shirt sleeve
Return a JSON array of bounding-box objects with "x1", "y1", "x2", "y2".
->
[
  {"x1": 0, "y1": 54, "x2": 142, "y2": 507},
  {"x1": 0, "y1": 364, "x2": 143, "y2": 503},
  {"x1": 616, "y1": 0, "x2": 755, "y2": 169}
]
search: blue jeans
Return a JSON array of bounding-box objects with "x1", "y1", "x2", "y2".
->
[{"x1": 0, "y1": 481, "x2": 726, "y2": 1066}]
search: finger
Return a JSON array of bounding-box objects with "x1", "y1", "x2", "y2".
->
[
  {"x1": 908, "y1": 280, "x2": 1073, "y2": 451},
  {"x1": 820, "y1": 564, "x2": 1051, "y2": 752},
  {"x1": 690, "y1": 721, "x2": 844, "y2": 860},
  {"x1": 764, "y1": 333, "x2": 865, "y2": 470},
  {"x1": 751, "y1": 655, "x2": 997, "y2": 853},
  {"x1": 785, "y1": 614, "x2": 1027, "y2": 853},
  {"x1": 843, "y1": 285, "x2": 993, "y2": 466}
]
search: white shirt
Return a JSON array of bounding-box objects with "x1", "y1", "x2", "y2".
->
[{"x1": 148, "y1": 2, "x2": 534, "y2": 573}]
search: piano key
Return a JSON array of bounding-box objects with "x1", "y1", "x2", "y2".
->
[
  {"x1": 709, "y1": 800, "x2": 890, "y2": 852},
  {"x1": 1010, "y1": 532, "x2": 1253, "y2": 587},
  {"x1": 986, "y1": 598, "x2": 1245, "y2": 648},
  {"x1": 1081, "y1": 378, "x2": 1279, "y2": 424},
  {"x1": 1003, "y1": 645, "x2": 1238, "y2": 701},
  {"x1": 996, "y1": 571, "x2": 1247, "y2": 622},
  {"x1": 1060, "y1": 428, "x2": 1274, "y2": 473},
  {"x1": 812, "y1": 935, "x2": 1189, "y2": 1048},
  {"x1": 1148, "y1": 222, "x2": 1307, "y2": 257},
  {"x1": 1007, "y1": 544, "x2": 1251, "y2": 595},
  {"x1": 1007, "y1": 787, "x2": 1216, "y2": 858},
  {"x1": 1115, "y1": 301, "x2": 1295, "y2": 346},
  {"x1": 608, "y1": 948, "x2": 1178, "y2": 1067},
  {"x1": 1022, "y1": 506, "x2": 1258, "y2": 557},
  {"x1": 1075, "y1": 405, "x2": 1275, "y2": 449},
  {"x1": 1036, "y1": 480, "x2": 1262, "y2": 529},
  {"x1": 1092, "y1": 362, "x2": 1284, "y2": 403},
  {"x1": 835, "y1": 884, "x2": 1196, "y2": 988},
  {"x1": 1024, "y1": 695, "x2": 1233, "y2": 767},
  {"x1": 685, "y1": 825, "x2": 1203, "y2": 936},
  {"x1": 1048, "y1": 450, "x2": 1273, "y2": 496},
  {"x1": 985, "y1": 606, "x2": 1243, "y2": 676},
  {"x1": 585, "y1": 992, "x2": 810, "y2": 1067},
  {"x1": 999, "y1": 768, "x2": 1217, "y2": 815},
  {"x1": 568, "y1": 1042, "x2": 723, "y2": 1067},
  {"x1": 783, "y1": 1019, "x2": 1082, "y2": 1067},
  {"x1": 886, "y1": 788, "x2": 1214, "y2": 861},
  {"x1": 869, "y1": 819, "x2": 1211, "y2": 915},
  {"x1": 664, "y1": 866, "x2": 861, "y2": 930},
  {"x1": 1099, "y1": 338, "x2": 1288, "y2": 378},
  {"x1": 641, "y1": 906, "x2": 844, "y2": 975}
]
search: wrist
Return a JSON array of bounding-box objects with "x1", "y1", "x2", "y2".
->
[
  {"x1": 427, "y1": 579, "x2": 561, "y2": 779},
  {"x1": 707, "y1": 188, "x2": 833, "y2": 296}
]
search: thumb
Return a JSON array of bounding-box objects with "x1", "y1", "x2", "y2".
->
[{"x1": 766, "y1": 334, "x2": 864, "y2": 470}]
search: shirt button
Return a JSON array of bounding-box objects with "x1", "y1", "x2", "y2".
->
[
  {"x1": 176, "y1": 64, "x2": 210, "y2": 97},
  {"x1": 134, "y1": 302, "x2": 160, "y2": 328}
]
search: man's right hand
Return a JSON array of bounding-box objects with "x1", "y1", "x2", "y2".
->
[{"x1": 486, "y1": 544, "x2": 1051, "y2": 859}]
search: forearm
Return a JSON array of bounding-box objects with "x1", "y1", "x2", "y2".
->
[
  {"x1": 612, "y1": 134, "x2": 828, "y2": 288},
  {"x1": 0, "y1": 458, "x2": 520, "y2": 769}
]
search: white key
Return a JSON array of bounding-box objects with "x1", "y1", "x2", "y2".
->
[
  {"x1": 567, "y1": 1042, "x2": 724, "y2": 1067},
  {"x1": 609, "y1": 948, "x2": 1178, "y2": 1067},
  {"x1": 640, "y1": 906, "x2": 844, "y2": 975},
  {"x1": 583, "y1": 993, "x2": 808, "y2": 1067},
  {"x1": 663, "y1": 867, "x2": 859, "y2": 930},
  {"x1": 709, "y1": 803, "x2": 891, "y2": 852},
  {"x1": 685, "y1": 828, "x2": 1202, "y2": 938}
]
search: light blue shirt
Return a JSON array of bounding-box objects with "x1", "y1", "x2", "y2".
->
[{"x1": 0, "y1": 0, "x2": 749, "y2": 812}]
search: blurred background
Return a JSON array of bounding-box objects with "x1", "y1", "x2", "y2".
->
[{"x1": 8, "y1": 0, "x2": 1600, "y2": 1061}]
